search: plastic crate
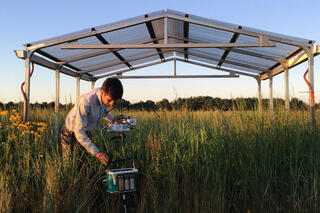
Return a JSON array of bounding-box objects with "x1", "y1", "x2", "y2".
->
[{"x1": 104, "y1": 168, "x2": 138, "y2": 193}]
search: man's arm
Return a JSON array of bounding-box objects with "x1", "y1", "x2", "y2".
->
[
  {"x1": 103, "y1": 111, "x2": 121, "y2": 123},
  {"x1": 73, "y1": 99, "x2": 100, "y2": 155}
]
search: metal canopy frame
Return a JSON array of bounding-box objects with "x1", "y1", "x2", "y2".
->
[{"x1": 14, "y1": 9, "x2": 319, "y2": 127}]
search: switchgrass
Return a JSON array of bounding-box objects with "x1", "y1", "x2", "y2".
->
[{"x1": 0, "y1": 108, "x2": 320, "y2": 212}]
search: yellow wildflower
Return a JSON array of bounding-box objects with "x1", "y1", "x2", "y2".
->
[
  {"x1": 6, "y1": 109, "x2": 47, "y2": 139},
  {"x1": 38, "y1": 122, "x2": 47, "y2": 127},
  {"x1": 0, "y1": 110, "x2": 8, "y2": 116},
  {"x1": 7, "y1": 135, "x2": 17, "y2": 141},
  {"x1": 35, "y1": 132, "x2": 41, "y2": 138}
]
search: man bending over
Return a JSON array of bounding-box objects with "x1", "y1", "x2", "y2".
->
[{"x1": 60, "y1": 77, "x2": 123, "y2": 166}]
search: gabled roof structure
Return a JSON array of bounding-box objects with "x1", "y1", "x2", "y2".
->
[{"x1": 15, "y1": 9, "x2": 319, "y2": 125}]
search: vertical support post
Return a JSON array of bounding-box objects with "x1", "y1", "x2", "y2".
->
[
  {"x1": 24, "y1": 54, "x2": 31, "y2": 122},
  {"x1": 164, "y1": 17, "x2": 168, "y2": 44},
  {"x1": 257, "y1": 78, "x2": 262, "y2": 112},
  {"x1": 174, "y1": 59, "x2": 176, "y2": 76},
  {"x1": 300, "y1": 46, "x2": 315, "y2": 124},
  {"x1": 55, "y1": 67, "x2": 60, "y2": 142},
  {"x1": 91, "y1": 81, "x2": 95, "y2": 89},
  {"x1": 268, "y1": 73, "x2": 274, "y2": 116},
  {"x1": 284, "y1": 65, "x2": 290, "y2": 118},
  {"x1": 305, "y1": 47, "x2": 315, "y2": 124},
  {"x1": 76, "y1": 76, "x2": 80, "y2": 104}
]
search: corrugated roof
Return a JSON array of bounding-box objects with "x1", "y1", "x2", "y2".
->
[{"x1": 23, "y1": 9, "x2": 315, "y2": 81}]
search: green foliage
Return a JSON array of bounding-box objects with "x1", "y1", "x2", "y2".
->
[{"x1": 1, "y1": 109, "x2": 320, "y2": 212}]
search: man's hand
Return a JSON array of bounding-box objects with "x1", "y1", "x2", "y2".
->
[
  {"x1": 112, "y1": 115, "x2": 123, "y2": 124},
  {"x1": 104, "y1": 116, "x2": 121, "y2": 124},
  {"x1": 95, "y1": 152, "x2": 111, "y2": 167}
]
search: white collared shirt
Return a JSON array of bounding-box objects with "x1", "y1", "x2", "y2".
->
[{"x1": 65, "y1": 88, "x2": 114, "y2": 155}]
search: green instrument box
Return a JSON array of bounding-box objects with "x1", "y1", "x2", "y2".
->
[{"x1": 105, "y1": 168, "x2": 138, "y2": 193}]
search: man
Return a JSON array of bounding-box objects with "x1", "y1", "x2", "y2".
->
[{"x1": 60, "y1": 77, "x2": 123, "y2": 166}]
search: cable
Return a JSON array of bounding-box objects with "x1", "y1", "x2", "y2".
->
[
  {"x1": 303, "y1": 68, "x2": 315, "y2": 123},
  {"x1": 21, "y1": 62, "x2": 34, "y2": 122},
  {"x1": 303, "y1": 68, "x2": 315, "y2": 106}
]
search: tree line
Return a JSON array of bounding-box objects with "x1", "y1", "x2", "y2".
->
[
  {"x1": 1, "y1": 96, "x2": 317, "y2": 111},
  {"x1": 115, "y1": 97, "x2": 312, "y2": 111}
]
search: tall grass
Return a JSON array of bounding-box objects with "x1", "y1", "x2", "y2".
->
[{"x1": 0, "y1": 108, "x2": 320, "y2": 212}]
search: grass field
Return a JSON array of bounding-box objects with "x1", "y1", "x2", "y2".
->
[{"x1": 0, "y1": 108, "x2": 320, "y2": 212}]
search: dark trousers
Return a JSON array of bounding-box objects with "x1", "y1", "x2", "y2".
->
[
  {"x1": 60, "y1": 126, "x2": 107, "y2": 211},
  {"x1": 60, "y1": 126, "x2": 91, "y2": 166}
]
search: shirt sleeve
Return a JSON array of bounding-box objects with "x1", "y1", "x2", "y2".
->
[
  {"x1": 102, "y1": 110, "x2": 115, "y2": 121},
  {"x1": 73, "y1": 98, "x2": 100, "y2": 155}
]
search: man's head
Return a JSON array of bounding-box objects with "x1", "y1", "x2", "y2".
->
[{"x1": 100, "y1": 77, "x2": 123, "y2": 107}]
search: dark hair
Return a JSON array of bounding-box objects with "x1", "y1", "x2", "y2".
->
[{"x1": 101, "y1": 77, "x2": 123, "y2": 100}]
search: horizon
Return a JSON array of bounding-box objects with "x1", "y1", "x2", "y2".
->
[{"x1": 0, "y1": 95, "x2": 312, "y2": 106}]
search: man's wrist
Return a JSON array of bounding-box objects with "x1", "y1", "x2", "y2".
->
[{"x1": 94, "y1": 149, "x2": 100, "y2": 155}]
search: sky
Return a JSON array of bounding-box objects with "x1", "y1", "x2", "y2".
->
[{"x1": 0, "y1": 0, "x2": 319, "y2": 104}]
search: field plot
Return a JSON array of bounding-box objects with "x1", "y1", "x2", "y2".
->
[{"x1": 1, "y1": 109, "x2": 320, "y2": 212}]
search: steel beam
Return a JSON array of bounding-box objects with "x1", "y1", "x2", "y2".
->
[
  {"x1": 96, "y1": 59, "x2": 173, "y2": 79},
  {"x1": 79, "y1": 50, "x2": 171, "y2": 74},
  {"x1": 175, "y1": 58, "x2": 258, "y2": 78},
  {"x1": 55, "y1": 67, "x2": 60, "y2": 142},
  {"x1": 166, "y1": 13, "x2": 313, "y2": 48},
  {"x1": 281, "y1": 60, "x2": 290, "y2": 117},
  {"x1": 217, "y1": 28, "x2": 241, "y2": 67},
  {"x1": 14, "y1": 50, "x2": 27, "y2": 59},
  {"x1": 183, "y1": 14, "x2": 189, "y2": 60},
  {"x1": 164, "y1": 17, "x2": 168, "y2": 44},
  {"x1": 308, "y1": 52, "x2": 315, "y2": 124},
  {"x1": 82, "y1": 47, "x2": 266, "y2": 75},
  {"x1": 24, "y1": 55, "x2": 31, "y2": 122},
  {"x1": 35, "y1": 49, "x2": 91, "y2": 76},
  {"x1": 174, "y1": 49, "x2": 265, "y2": 73},
  {"x1": 117, "y1": 74, "x2": 239, "y2": 79},
  {"x1": 175, "y1": 58, "x2": 234, "y2": 74},
  {"x1": 59, "y1": 37, "x2": 163, "y2": 64},
  {"x1": 60, "y1": 41, "x2": 275, "y2": 49},
  {"x1": 26, "y1": 13, "x2": 165, "y2": 51},
  {"x1": 96, "y1": 56, "x2": 258, "y2": 79},
  {"x1": 284, "y1": 68, "x2": 289, "y2": 115},
  {"x1": 169, "y1": 34, "x2": 280, "y2": 62},
  {"x1": 268, "y1": 73, "x2": 274, "y2": 116},
  {"x1": 26, "y1": 12, "x2": 312, "y2": 53},
  {"x1": 76, "y1": 76, "x2": 80, "y2": 103},
  {"x1": 257, "y1": 78, "x2": 262, "y2": 112},
  {"x1": 303, "y1": 46, "x2": 315, "y2": 124},
  {"x1": 91, "y1": 81, "x2": 95, "y2": 89},
  {"x1": 29, "y1": 54, "x2": 92, "y2": 81},
  {"x1": 93, "y1": 28, "x2": 132, "y2": 69},
  {"x1": 77, "y1": 47, "x2": 264, "y2": 77},
  {"x1": 260, "y1": 45, "x2": 320, "y2": 80},
  {"x1": 145, "y1": 15, "x2": 165, "y2": 60}
]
